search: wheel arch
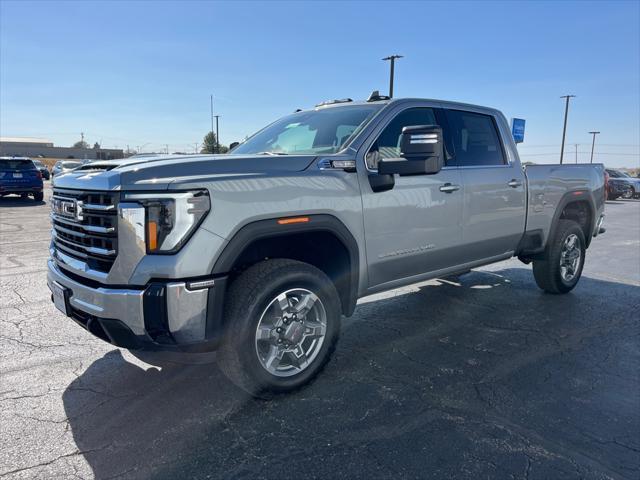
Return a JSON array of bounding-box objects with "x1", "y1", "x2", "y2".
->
[
  {"x1": 549, "y1": 191, "x2": 596, "y2": 249},
  {"x1": 211, "y1": 214, "x2": 360, "y2": 318}
]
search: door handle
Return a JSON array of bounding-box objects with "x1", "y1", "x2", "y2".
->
[
  {"x1": 439, "y1": 183, "x2": 460, "y2": 193},
  {"x1": 508, "y1": 179, "x2": 523, "y2": 188}
]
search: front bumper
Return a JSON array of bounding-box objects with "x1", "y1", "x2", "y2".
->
[{"x1": 47, "y1": 259, "x2": 227, "y2": 352}]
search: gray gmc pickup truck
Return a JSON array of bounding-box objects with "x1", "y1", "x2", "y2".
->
[{"x1": 48, "y1": 96, "x2": 606, "y2": 395}]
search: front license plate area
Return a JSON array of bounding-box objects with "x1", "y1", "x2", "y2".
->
[{"x1": 52, "y1": 282, "x2": 70, "y2": 316}]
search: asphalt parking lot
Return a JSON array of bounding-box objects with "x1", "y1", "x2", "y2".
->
[{"x1": 1, "y1": 184, "x2": 639, "y2": 479}]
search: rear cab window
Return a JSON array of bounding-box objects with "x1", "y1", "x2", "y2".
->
[{"x1": 445, "y1": 110, "x2": 506, "y2": 166}]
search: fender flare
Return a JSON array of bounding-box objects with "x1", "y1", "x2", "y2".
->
[
  {"x1": 211, "y1": 214, "x2": 360, "y2": 316},
  {"x1": 547, "y1": 190, "x2": 596, "y2": 250}
]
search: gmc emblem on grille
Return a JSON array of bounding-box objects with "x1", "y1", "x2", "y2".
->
[{"x1": 51, "y1": 198, "x2": 83, "y2": 221}]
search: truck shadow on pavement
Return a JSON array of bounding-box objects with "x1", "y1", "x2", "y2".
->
[
  {"x1": 63, "y1": 268, "x2": 640, "y2": 479},
  {"x1": 0, "y1": 197, "x2": 46, "y2": 207}
]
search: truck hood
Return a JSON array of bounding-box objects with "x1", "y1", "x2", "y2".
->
[{"x1": 52, "y1": 154, "x2": 317, "y2": 191}]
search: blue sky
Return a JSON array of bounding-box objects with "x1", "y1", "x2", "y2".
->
[{"x1": 1, "y1": 0, "x2": 638, "y2": 167}]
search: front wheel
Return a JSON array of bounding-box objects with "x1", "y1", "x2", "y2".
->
[
  {"x1": 217, "y1": 259, "x2": 341, "y2": 397},
  {"x1": 533, "y1": 220, "x2": 586, "y2": 294}
]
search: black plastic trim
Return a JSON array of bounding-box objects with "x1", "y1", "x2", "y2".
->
[
  {"x1": 143, "y1": 284, "x2": 174, "y2": 344},
  {"x1": 515, "y1": 229, "x2": 545, "y2": 258},
  {"x1": 212, "y1": 214, "x2": 360, "y2": 316},
  {"x1": 206, "y1": 275, "x2": 228, "y2": 339},
  {"x1": 548, "y1": 190, "x2": 597, "y2": 249}
]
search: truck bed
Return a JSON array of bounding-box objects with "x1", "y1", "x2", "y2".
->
[{"x1": 523, "y1": 163, "x2": 606, "y2": 246}]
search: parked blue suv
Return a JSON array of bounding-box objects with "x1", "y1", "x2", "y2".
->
[{"x1": 0, "y1": 157, "x2": 44, "y2": 201}]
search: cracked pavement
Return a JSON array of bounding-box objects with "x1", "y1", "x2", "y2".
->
[{"x1": 1, "y1": 185, "x2": 639, "y2": 479}]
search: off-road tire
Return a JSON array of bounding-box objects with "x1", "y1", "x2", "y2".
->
[
  {"x1": 533, "y1": 220, "x2": 586, "y2": 294},
  {"x1": 217, "y1": 259, "x2": 341, "y2": 398}
]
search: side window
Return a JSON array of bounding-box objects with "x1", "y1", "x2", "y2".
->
[
  {"x1": 366, "y1": 108, "x2": 438, "y2": 170},
  {"x1": 446, "y1": 110, "x2": 505, "y2": 166}
]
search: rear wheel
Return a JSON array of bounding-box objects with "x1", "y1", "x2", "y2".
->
[
  {"x1": 217, "y1": 259, "x2": 341, "y2": 397},
  {"x1": 33, "y1": 192, "x2": 44, "y2": 201},
  {"x1": 622, "y1": 187, "x2": 635, "y2": 199},
  {"x1": 533, "y1": 220, "x2": 585, "y2": 294}
]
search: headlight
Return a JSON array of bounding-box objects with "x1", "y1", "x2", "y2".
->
[{"x1": 123, "y1": 190, "x2": 210, "y2": 253}]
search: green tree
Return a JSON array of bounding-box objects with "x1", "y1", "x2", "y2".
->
[
  {"x1": 200, "y1": 131, "x2": 229, "y2": 154},
  {"x1": 200, "y1": 131, "x2": 217, "y2": 154},
  {"x1": 73, "y1": 140, "x2": 89, "y2": 149}
]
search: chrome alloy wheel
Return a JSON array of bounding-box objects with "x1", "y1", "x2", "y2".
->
[
  {"x1": 559, "y1": 234, "x2": 581, "y2": 282},
  {"x1": 254, "y1": 288, "x2": 327, "y2": 377}
]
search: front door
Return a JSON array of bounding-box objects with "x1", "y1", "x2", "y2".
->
[{"x1": 359, "y1": 106, "x2": 464, "y2": 289}]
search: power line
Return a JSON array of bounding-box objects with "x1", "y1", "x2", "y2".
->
[
  {"x1": 520, "y1": 152, "x2": 640, "y2": 157},
  {"x1": 520, "y1": 143, "x2": 639, "y2": 148}
]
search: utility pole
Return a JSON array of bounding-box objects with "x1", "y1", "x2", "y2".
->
[
  {"x1": 165, "y1": 144, "x2": 169, "y2": 154},
  {"x1": 214, "y1": 115, "x2": 220, "y2": 154},
  {"x1": 559, "y1": 95, "x2": 575, "y2": 164},
  {"x1": 588, "y1": 131, "x2": 600, "y2": 163},
  {"x1": 382, "y1": 54, "x2": 403, "y2": 98},
  {"x1": 210, "y1": 94, "x2": 215, "y2": 139},
  {"x1": 574, "y1": 144, "x2": 579, "y2": 163}
]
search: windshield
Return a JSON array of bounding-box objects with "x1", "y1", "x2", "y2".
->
[
  {"x1": 0, "y1": 159, "x2": 35, "y2": 170},
  {"x1": 62, "y1": 161, "x2": 81, "y2": 169},
  {"x1": 232, "y1": 104, "x2": 382, "y2": 155}
]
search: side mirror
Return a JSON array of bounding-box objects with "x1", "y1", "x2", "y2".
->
[
  {"x1": 378, "y1": 125, "x2": 444, "y2": 176},
  {"x1": 229, "y1": 141, "x2": 240, "y2": 150}
]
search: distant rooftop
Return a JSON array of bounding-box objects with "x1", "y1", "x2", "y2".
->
[{"x1": 0, "y1": 136, "x2": 53, "y2": 145}]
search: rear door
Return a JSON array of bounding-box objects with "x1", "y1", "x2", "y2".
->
[
  {"x1": 359, "y1": 105, "x2": 464, "y2": 288},
  {"x1": 444, "y1": 109, "x2": 526, "y2": 262}
]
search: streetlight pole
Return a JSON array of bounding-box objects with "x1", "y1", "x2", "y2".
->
[
  {"x1": 210, "y1": 94, "x2": 214, "y2": 140},
  {"x1": 382, "y1": 55, "x2": 403, "y2": 98},
  {"x1": 588, "y1": 131, "x2": 600, "y2": 163},
  {"x1": 559, "y1": 95, "x2": 575, "y2": 164},
  {"x1": 574, "y1": 144, "x2": 578, "y2": 163},
  {"x1": 214, "y1": 115, "x2": 220, "y2": 154}
]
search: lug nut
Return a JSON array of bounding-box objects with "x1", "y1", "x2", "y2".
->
[{"x1": 276, "y1": 327, "x2": 283, "y2": 333}]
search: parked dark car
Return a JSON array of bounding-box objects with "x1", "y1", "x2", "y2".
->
[
  {"x1": 606, "y1": 168, "x2": 640, "y2": 199},
  {"x1": 51, "y1": 160, "x2": 82, "y2": 177},
  {"x1": 32, "y1": 159, "x2": 51, "y2": 180},
  {"x1": 0, "y1": 157, "x2": 44, "y2": 201}
]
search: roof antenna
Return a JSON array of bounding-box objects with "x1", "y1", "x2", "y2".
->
[{"x1": 367, "y1": 90, "x2": 390, "y2": 102}]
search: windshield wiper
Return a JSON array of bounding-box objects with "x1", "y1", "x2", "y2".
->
[{"x1": 257, "y1": 151, "x2": 288, "y2": 156}]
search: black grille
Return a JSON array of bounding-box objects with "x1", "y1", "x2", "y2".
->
[{"x1": 51, "y1": 188, "x2": 119, "y2": 273}]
